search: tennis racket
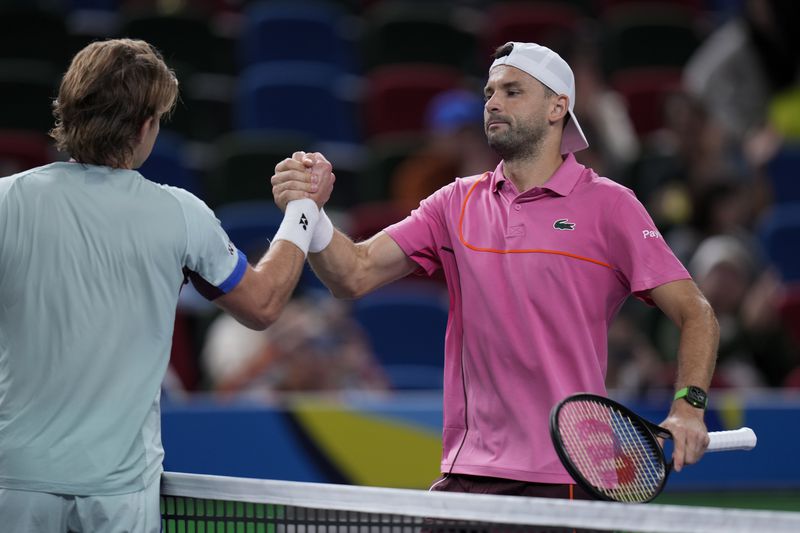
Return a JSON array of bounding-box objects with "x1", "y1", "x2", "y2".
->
[{"x1": 549, "y1": 393, "x2": 757, "y2": 503}]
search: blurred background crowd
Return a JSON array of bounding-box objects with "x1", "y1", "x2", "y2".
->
[{"x1": 2, "y1": 0, "x2": 799, "y2": 396}]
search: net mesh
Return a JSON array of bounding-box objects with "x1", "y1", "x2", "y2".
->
[
  {"x1": 555, "y1": 398, "x2": 666, "y2": 502},
  {"x1": 160, "y1": 472, "x2": 800, "y2": 533},
  {"x1": 160, "y1": 495, "x2": 570, "y2": 532}
]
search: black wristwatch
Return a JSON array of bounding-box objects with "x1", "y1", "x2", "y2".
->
[{"x1": 674, "y1": 386, "x2": 708, "y2": 409}]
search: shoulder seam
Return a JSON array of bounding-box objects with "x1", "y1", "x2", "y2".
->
[{"x1": 159, "y1": 186, "x2": 192, "y2": 265}]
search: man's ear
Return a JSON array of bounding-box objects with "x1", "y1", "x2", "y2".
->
[
  {"x1": 549, "y1": 95, "x2": 569, "y2": 124},
  {"x1": 137, "y1": 115, "x2": 156, "y2": 143}
]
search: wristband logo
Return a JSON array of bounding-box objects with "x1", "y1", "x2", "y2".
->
[{"x1": 300, "y1": 213, "x2": 309, "y2": 230}]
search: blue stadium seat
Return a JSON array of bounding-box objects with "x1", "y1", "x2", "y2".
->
[
  {"x1": 214, "y1": 200, "x2": 325, "y2": 296},
  {"x1": 238, "y1": 1, "x2": 357, "y2": 72},
  {"x1": 352, "y1": 282, "x2": 449, "y2": 390},
  {"x1": 766, "y1": 144, "x2": 800, "y2": 204},
  {"x1": 235, "y1": 61, "x2": 360, "y2": 144},
  {"x1": 214, "y1": 200, "x2": 286, "y2": 260},
  {"x1": 138, "y1": 131, "x2": 204, "y2": 199},
  {"x1": 759, "y1": 203, "x2": 800, "y2": 283}
]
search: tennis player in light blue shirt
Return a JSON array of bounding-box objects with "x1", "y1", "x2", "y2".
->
[{"x1": 0, "y1": 39, "x2": 333, "y2": 532}]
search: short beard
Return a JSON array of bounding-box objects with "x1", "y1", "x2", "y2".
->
[{"x1": 486, "y1": 119, "x2": 547, "y2": 162}]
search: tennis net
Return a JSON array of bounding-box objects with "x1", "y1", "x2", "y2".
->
[{"x1": 161, "y1": 472, "x2": 800, "y2": 533}]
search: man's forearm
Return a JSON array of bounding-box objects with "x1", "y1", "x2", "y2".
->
[
  {"x1": 674, "y1": 301, "x2": 719, "y2": 391},
  {"x1": 308, "y1": 229, "x2": 366, "y2": 299}
]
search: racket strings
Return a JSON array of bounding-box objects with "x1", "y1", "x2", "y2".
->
[
  {"x1": 610, "y1": 409, "x2": 664, "y2": 501},
  {"x1": 558, "y1": 400, "x2": 665, "y2": 503}
]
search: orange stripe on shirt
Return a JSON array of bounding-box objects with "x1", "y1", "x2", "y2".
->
[{"x1": 457, "y1": 172, "x2": 616, "y2": 270}]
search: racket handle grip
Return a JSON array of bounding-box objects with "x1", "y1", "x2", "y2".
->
[{"x1": 707, "y1": 427, "x2": 757, "y2": 452}]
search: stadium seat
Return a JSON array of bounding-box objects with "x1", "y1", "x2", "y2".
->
[
  {"x1": 235, "y1": 61, "x2": 360, "y2": 144},
  {"x1": 759, "y1": 203, "x2": 800, "y2": 283},
  {"x1": 481, "y1": 1, "x2": 584, "y2": 57},
  {"x1": 594, "y1": 0, "x2": 705, "y2": 16},
  {"x1": 0, "y1": 7, "x2": 70, "y2": 68},
  {"x1": 206, "y1": 130, "x2": 315, "y2": 208},
  {"x1": 0, "y1": 130, "x2": 56, "y2": 175},
  {"x1": 358, "y1": 133, "x2": 427, "y2": 203},
  {"x1": 776, "y1": 284, "x2": 800, "y2": 350},
  {"x1": 214, "y1": 200, "x2": 325, "y2": 296},
  {"x1": 361, "y1": 1, "x2": 481, "y2": 74},
  {"x1": 766, "y1": 144, "x2": 800, "y2": 204},
  {"x1": 69, "y1": 0, "x2": 120, "y2": 10},
  {"x1": 166, "y1": 78, "x2": 235, "y2": 143},
  {"x1": 347, "y1": 200, "x2": 408, "y2": 243},
  {"x1": 352, "y1": 282, "x2": 449, "y2": 390},
  {"x1": 599, "y1": 4, "x2": 702, "y2": 76},
  {"x1": 363, "y1": 64, "x2": 464, "y2": 138},
  {"x1": 120, "y1": 12, "x2": 235, "y2": 76},
  {"x1": 214, "y1": 200, "x2": 286, "y2": 259},
  {"x1": 138, "y1": 131, "x2": 204, "y2": 199},
  {"x1": 610, "y1": 67, "x2": 684, "y2": 137},
  {"x1": 0, "y1": 60, "x2": 59, "y2": 135},
  {"x1": 238, "y1": 1, "x2": 358, "y2": 72}
]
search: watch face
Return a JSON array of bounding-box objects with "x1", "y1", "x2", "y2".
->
[{"x1": 687, "y1": 386, "x2": 707, "y2": 407}]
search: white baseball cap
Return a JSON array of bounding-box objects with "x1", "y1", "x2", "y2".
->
[{"x1": 489, "y1": 42, "x2": 589, "y2": 154}]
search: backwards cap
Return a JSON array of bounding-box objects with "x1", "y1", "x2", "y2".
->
[{"x1": 490, "y1": 42, "x2": 589, "y2": 154}]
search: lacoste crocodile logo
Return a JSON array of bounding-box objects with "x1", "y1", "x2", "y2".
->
[{"x1": 553, "y1": 219, "x2": 575, "y2": 231}]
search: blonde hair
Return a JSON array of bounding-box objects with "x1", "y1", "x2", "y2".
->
[{"x1": 50, "y1": 39, "x2": 179, "y2": 168}]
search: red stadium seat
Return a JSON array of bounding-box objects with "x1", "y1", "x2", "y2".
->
[
  {"x1": 777, "y1": 284, "x2": 800, "y2": 348},
  {"x1": 481, "y1": 1, "x2": 584, "y2": 57},
  {"x1": 0, "y1": 130, "x2": 56, "y2": 175},
  {"x1": 610, "y1": 67, "x2": 683, "y2": 136},
  {"x1": 363, "y1": 64, "x2": 464, "y2": 138}
]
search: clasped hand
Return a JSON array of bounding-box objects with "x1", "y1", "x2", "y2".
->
[{"x1": 271, "y1": 151, "x2": 335, "y2": 212}]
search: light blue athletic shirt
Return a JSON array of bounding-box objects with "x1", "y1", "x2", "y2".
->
[{"x1": 0, "y1": 162, "x2": 247, "y2": 495}]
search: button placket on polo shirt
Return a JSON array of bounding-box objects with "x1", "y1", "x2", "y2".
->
[{"x1": 506, "y1": 188, "x2": 546, "y2": 239}]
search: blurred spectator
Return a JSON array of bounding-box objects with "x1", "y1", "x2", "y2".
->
[
  {"x1": 202, "y1": 296, "x2": 389, "y2": 397},
  {"x1": 684, "y1": 0, "x2": 800, "y2": 143},
  {"x1": 685, "y1": 234, "x2": 799, "y2": 387},
  {"x1": 606, "y1": 306, "x2": 673, "y2": 393},
  {"x1": 561, "y1": 30, "x2": 641, "y2": 178},
  {"x1": 389, "y1": 88, "x2": 497, "y2": 213},
  {"x1": 622, "y1": 89, "x2": 747, "y2": 257},
  {"x1": 666, "y1": 179, "x2": 760, "y2": 265}
]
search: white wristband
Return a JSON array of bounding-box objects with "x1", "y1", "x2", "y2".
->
[
  {"x1": 272, "y1": 198, "x2": 319, "y2": 256},
  {"x1": 309, "y1": 208, "x2": 334, "y2": 253}
]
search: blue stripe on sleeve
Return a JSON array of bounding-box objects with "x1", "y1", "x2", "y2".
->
[{"x1": 218, "y1": 249, "x2": 248, "y2": 294}]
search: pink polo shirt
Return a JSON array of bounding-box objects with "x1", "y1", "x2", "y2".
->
[{"x1": 384, "y1": 154, "x2": 690, "y2": 484}]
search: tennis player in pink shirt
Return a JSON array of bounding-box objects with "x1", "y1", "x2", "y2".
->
[{"x1": 271, "y1": 42, "x2": 719, "y2": 500}]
